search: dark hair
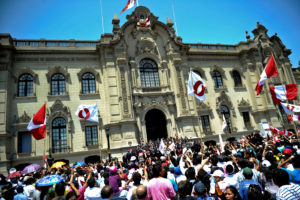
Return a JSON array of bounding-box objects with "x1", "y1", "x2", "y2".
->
[
  {"x1": 177, "y1": 181, "x2": 188, "y2": 197},
  {"x1": 66, "y1": 191, "x2": 77, "y2": 200},
  {"x1": 247, "y1": 184, "x2": 263, "y2": 200},
  {"x1": 272, "y1": 168, "x2": 290, "y2": 186},
  {"x1": 226, "y1": 186, "x2": 241, "y2": 200},
  {"x1": 292, "y1": 155, "x2": 300, "y2": 168},
  {"x1": 101, "y1": 185, "x2": 113, "y2": 199},
  {"x1": 210, "y1": 155, "x2": 218, "y2": 166},
  {"x1": 237, "y1": 159, "x2": 248, "y2": 169},
  {"x1": 55, "y1": 182, "x2": 65, "y2": 196},
  {"x1": 185, "y1": 167, "x2": 195, "y2": 180},
  {"x1": 152, "y1": 164, "x2": 162, "y2": 177},
  {"x1": 87, "y1": 178, "x2": 96, "y2": 188},
  {"x1": 133, "y1": 172, "x2": 142, "y2": 185},
  {"x1": 16, "y1": 186, "x2": 24, "y2": 194},
  {"x1": 226, "y1": 164, "x2": 234, "y2": 175}
]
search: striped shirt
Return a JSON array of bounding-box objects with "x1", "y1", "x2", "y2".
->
[{"x1": 276, "y1": 183, "x2": 300, "y2": 200}]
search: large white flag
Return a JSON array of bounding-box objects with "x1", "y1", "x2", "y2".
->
[
  {"x1": 75, "y1": 104, "x2": 99, "y2": 122},
  {"x1": 218, "y1": 134, "x2": 224, "y2": 153},
  {"x1": 222, "y1": 114, "x2": 227, "y2": 131},
  {"x1": 187, "y1": 71, "x2": 206, "y2": 101},
  {"x1": 280, "y1": 102, "x2": 300, "y2": 114}
]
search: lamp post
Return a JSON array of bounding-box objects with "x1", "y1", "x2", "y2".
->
[{"x1": 105, "y1": 128, "x2": 111, "y2": 160}]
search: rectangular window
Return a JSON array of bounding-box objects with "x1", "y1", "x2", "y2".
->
[
  {"x1": 88, "y1": 42, "x2": 97, "y2": 46},
  {"x1": 85, "y1": 126, "x2": 98, "y2": 146},
  {"x1": 18, "y1": 132, "x2": 32, "y2": 153},
  {"x1": 242, "y1": 112, "x2": 251, "y2": 127},
  {"x1": 46, "y1": 42, "x2": 57, "y2": 46},
  {"x1": 59, "y1": 42, "x2": 69, "y2": 46},
  {"x1": 16, "y1": 41, "x2": 27, "y2": 46},
  {"x1": 29, "y1": 41, "x2": 40, "y2": 46},
  {"x1": 201, "y1": 115, "x2": 211, "y2": 133},
  {"x1": 75, "y1": 42, "x2": 86, "y2": 47}
]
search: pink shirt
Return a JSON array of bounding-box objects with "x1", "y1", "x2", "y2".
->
[{"x1": 147, "y1": 177, "x2": 176, "y2": 200}]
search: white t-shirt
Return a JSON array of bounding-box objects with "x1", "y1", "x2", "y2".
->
[{"x1": 84, "y1": 187, "x2": 102, "y2": 200}]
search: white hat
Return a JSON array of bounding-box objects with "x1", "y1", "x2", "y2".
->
[
  {"x1": 262, "y1": 160, "x2": 271, "y2": 168},
  {"x1": 211, "y1": 170, "x2": 224, "y2": 178},
  {"x1": 130, "y1": 156, "x2": 136, "y2": 162}
]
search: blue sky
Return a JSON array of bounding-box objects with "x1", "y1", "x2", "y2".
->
[{"x1": 0, "y1": 0, "x2": 299, "y2": 68}]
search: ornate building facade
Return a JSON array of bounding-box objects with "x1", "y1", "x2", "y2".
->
[{"x1": 0, "y1": 7, "x2": 298, "y2": 173}]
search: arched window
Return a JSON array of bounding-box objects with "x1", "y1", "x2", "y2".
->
[
  {"x1": 82, "y1": 73, "x2": 96, "y2": 94},
  {"x1": 212, "y1": 71, "x2": 223, "y2": 88},
  {"x1": 232, "y1": 70, "x2": 242, "y2": 87},
  {"x1": 139, "y1": 59, "x2": 160, "y2": 87},
  {"x1": 52, "y1": 118, "x2": 67, "y2": 153},
  {"x1": 51, "y1": 74, "x2": 65, "y2": 95},
  {"x1": 221, "y1": 105, "x2": 232, "y2": 133},
  {"x1": 18, "y1": 74, "x2": 33, "y2": 97}
]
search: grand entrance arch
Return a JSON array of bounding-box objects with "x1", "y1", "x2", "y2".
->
[{"x1": 145, "y1": 109, "x2": 168, "y2": 141}]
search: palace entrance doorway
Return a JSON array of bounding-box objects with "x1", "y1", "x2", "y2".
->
[{"x1": 145, "y1": 109, "x2": 168, "y2": 141}]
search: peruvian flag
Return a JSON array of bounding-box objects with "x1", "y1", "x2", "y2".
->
[
  {"x1": 121, "y1": 0, "x2": 136, "y2": 13},
  {"x1": 282, "y1": 130, "x2": 293, "y2": 137},
  {"x1": 75, "y1": 104, "x2": 98, "y2": 122},
  {"x1": 43, "y1": 155, "x2": 48, "y2": 169},
  {"x1": 269, "y1": 84, "x2": 298, "y2": 104},
  {"x1": 187, "y1": 71, "x2": 206, "y2": 101},
  {"x1": 280, "y1": 102, "x2": 300, "y2": 114},
  {"x1": 159, "y1": 139, "x2": 166, "y2": 154},
  {"x1": 27, "y1": 104, "x2": 46, "y2": 140},
  {"x1": 255, "y1": 53, "x2": 279, "y2": 95},
  {"x1": 288, "y1": 115, "x2": 300, "y2": 122},
  {"x1": 269, "y1": 126, "x2": 283, "y2": 136}
]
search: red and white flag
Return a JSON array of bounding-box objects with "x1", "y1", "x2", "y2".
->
[
  {"x1": 187, "y1": 71, "x2": 206, "y2": 101},
  {"x1": 269, "y1": 126, "x2": 283, "y2": 136},
  {"x1": 168, "y1": 142, "x2": 175, "y2": 151},
  {"x1": 137, "y1": 17, "x2": 150, "y2": 27},
  {"x1": 159, "y1": 139, "x2": 166, "y2": 154},
  {"x1": 269, "y1": 84, "x2": 298, "y2": 104},
  {"x1": 121, "y1": 0, "x2": 136, "y2": 13},
  {"x1": 218, "y1": 134, "x2": 224, "y2": 153},
  {"x1": 280, "y1": 102, "x2": 300, "y2": 114},
  {"x1": 288, "y1": 115, "x2": 300, "y2": 122},
  {"x1": 255, "y1": 53, "x2": 279, "y2": 95},
  {"x1": 282, "y1": 130, "x2": 293, "y2": 137},
  {"x1": 222, "y1": 114, "x2": 227, "y2": 131},
  {"x1": 27, "y1": 104, "x2": 46, "y2": 140},
  {"x1": 43, "y1": 155, "x2": 48, "y2": 169},
  {"x1": 75, "y1": 104, "x2": 98, "y2": 122}
]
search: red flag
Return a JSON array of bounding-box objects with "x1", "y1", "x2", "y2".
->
[
  {"x1": 269, "y1": 84, "x2": 298, "y2": 104},
  {"x1": 43, "y1": 155, "x2": 48, "y2": 168},
  {"x1": 121, "y1": 0, "x2": 136, "y2": 13},
  {"x1": 27, "y1": 104, "x2": 46, "y2": 140},
  {"x1": 255, "y1": 53, "x2": 279, "y2": 95}
]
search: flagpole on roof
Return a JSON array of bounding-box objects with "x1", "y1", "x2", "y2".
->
[
  {"x1": 100, "y1": 0, "x2": 105, "y2": 34},
  {"x1": 171, "y1": 0, "x2": 178, "y2": 35},
  {"x1": 136, "y1": 0, "x2": 139, "y2": 6}
]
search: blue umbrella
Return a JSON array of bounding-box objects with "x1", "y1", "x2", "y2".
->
[
  {"x1": 74, "y1": 161, "x2": 85, "y2": 167},
  {"x1": 36, "y1": 175, "x2": 65, "y2": 186}
]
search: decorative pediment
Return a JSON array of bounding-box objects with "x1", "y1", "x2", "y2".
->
[
  {"x1": 77, "y1": 66, "x2": 100, "y2": 81},
  {"x1": 238, "y1": 98, "x2": 252, "y2": 112},
  {"x1": 197, "y1": 102, "x2": 211, "y2": 111},
  {"x1": 46, "y1": 66, "x2": 69, "y2": 82},
  {"x1": 209, "y1": 65, "x2": 226, "y2": 77},
  {"x1": 216, "y1": 91, "x2": 233, "y2": 108},
  {"x1": 13, "y1": 111, "x2": 31, "y2": 124},
  {"x1": 46, "y1": 100, "x2": 72, "y2": 133},
  {"x1": 126, "y1": 6, "x2": 158, "y2": 28},
  {"x1": 13, "y1": 67, "x2": 38, "y2": 83}
]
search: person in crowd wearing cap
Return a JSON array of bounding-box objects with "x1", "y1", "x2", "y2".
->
[
  {"x1": 23, "y1": 177, "x2": 35, "y2": 200},
  {"x1": 212, "y1": 169, "x2": 228, "y2": 198},
  {"x1": 258, "y1": 160, "x2": 278, "y2": 199},
  {"x1": 147, "y1": 164, "x2": 176, "y2": 200},
  {"x1": 278, "y1": 155, "x2": 300, "y2": 184},
  {"x1": 224, "y1": 186, "x2": 241, "y2": 200},
  {"x1": 192, "y1": 181, "x2": 215, "y2": 200},
  {"x1": 14, "y1": 186, "x2": 28, "y2": 200},
  {"x1": 238, "y1": 167, "x2": 262, "y2": 200},
  {"x1": 272, "y1": 168, "x2": 300, "y2": 200}
]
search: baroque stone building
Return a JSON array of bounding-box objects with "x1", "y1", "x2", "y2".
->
[{"x1": 0, "y1": 6, "x2": 299, "y2": 173}]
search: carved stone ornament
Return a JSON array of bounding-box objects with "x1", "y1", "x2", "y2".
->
[
  {"x1": 46, "y1": 66, "x2": 70, "y2": 82},
  {"x1": 126, "y1": 6, "x2": 158, "y2": 28},
  {"x1": 197, "y1": 102, "x2": 212, "y2": 115},
  {"x1": 238, "y1": 98, "x2": 252, "y2": 112},
  {"x1": 13, "y1": 67, "x2": 38, "y2": 83},
  {"x1": 216, "y1": 91, "x2": 236, "y2": 118},
  {"x1": 46, "y1": 100, "x2": 72, "y2": 133},
  {"x1": 14, "y1": 111, "x2": 31, "y2": 124},
  {"x1": 136, "y1": 37, "x2": 158, "y2": 56},
  {"x1": 77, "y1": 66, "x2": 99, "y2": 81}
]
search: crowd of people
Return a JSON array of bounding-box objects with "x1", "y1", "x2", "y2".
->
[{"x1": 0, "y1": 132, "x2": 300, "y2": 200}]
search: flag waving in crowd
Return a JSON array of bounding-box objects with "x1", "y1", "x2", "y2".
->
[
  {"x1": 187, "y1": 70, "x2": 206, "y2": 101},
  {"x1": 121, "y1": 0, "x2": 136, "y2": 13},
  {"x1": 27, "y1": 104, "x2": 47, "y2": 140},
  {"x1": 159, "y1": 139, "x2": 166, "y2": 154},
  {"x1": 269, "y1": 83, "x2": 298, "y2": 104},
  {"x1": 255, "y1": 53, "x2": 279, "y2": 95},
  {"x1": 288, "y1": 115, "x2": 300, "y2": 122},
  {"x1": 281, "y1": 102, "x2": 300, "y2": 114},
  {"x1": 222, "y1": 114, "x2": 227, "y2": 131},
  {"x1": 75, "y1": 104, "x2": 99, "y2": 122}
]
